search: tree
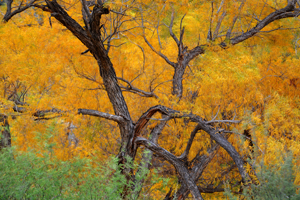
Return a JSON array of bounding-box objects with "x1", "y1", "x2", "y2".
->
[
  {"x1": 1, "y1": 0, "x2": 300, "y2": 199},
  {"x1": 0, "y1": 114, "x2": 11, "y2": 149}
]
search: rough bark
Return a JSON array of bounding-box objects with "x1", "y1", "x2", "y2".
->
[
  {"x1": 172, "y1": 63, "x2": 186, "y2": 98},
  {"x1": 135, "y1": 137, "x2": 204, "y2": 200},
  {"x1": 133, "y1": 105, "x2": 249, "y2": 195},
  {"x1": 43, "y1": 0, "x2": 135, "y2": 162},
  {"x1": 131, "y1": 115, "x2": 168, "y2": 199}
]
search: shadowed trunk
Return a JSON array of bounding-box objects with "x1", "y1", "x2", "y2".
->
[{"x1": 0, "y1": 114, "x2": 11, "y2": 150}]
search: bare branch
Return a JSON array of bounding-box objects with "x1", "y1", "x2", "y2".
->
[
  {"x1": 185, "y1": 45, "x2": 205, "y2": 63},
  {"x1": 212, "y1": 10, "x2": 227, "y2": 41},
  {"x1": 80, "y1": 0, "x2": 91, "y2": 30},
  {"x1": 3, "y1": 0, "x2": 37, "y2": 22},
  {"x1": 226, "y1": 0, "x2": 245, "y2": 40},
  {"x1": 134, "y1": 105, "x2": 174, "y2": 138},
  {"x1": 117, "y1": 77, "x2": 158, "y2": 98},
  {"x1": 207, "y1": 1, "x2": 214, "y2": 41},
  {"x1": 143, "y1": 35, "x2": 176, "y2": 67},
  {"x1": 169, "y1": 10, "x2": 180, "y2": 45},
  {"x1": 205, "y1": 119, "x2": 241, "y2": 124},
  {"x1": 140, "y1": 7, "x2": 175, "y2": 68},
  {"x1": 134, "y1": 105, "x2": 248, "y2": 182},
  {"x1": 230, "y1": 2, "x2": 300, "y2": 45},
  {"x1": 135, "y1": 136, "x2": 204, "y2": 200},
  {"x1": 78, "y1": 108, "x2": 125, "y2": 123},
  {"x1": 179, "y1": 13, "x2": 187, "y2": 44},
  {"x1": 178, "y1": 124, "x2": 201, "y2": 160},
  {"x1": 32, "y1": 4, "x2": 52, "y2": 12}
]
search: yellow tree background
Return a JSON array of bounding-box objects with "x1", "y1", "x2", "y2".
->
[{"x1": 1, "y1": 0, "x2": 300, "y2": 199}]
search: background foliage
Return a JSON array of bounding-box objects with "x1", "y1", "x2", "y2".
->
[{"x1": 1, "y1": 0, "x2": 300, "y2": 199}]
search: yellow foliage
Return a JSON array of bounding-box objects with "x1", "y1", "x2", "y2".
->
[{"x1": 1, "y1": 0, "x2": 300, "y2": 198}]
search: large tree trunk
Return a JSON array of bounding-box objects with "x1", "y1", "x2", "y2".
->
[
  {"x1": 0, "y1": 114, "x2": 11, "y2": 150},
  {"x1": 172, "y1": 63, "x2": 186, "y2": 98},
  {"x1": 45, "y1": 0, "x2": 135, "y2": 156}
]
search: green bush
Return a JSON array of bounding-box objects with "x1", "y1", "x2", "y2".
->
[
  {"x1": 0, "y1": 146, "x2": 133, "y2": 200},
  {"x1": 225, "y1": 152, "x2": 300, "y2": 200}
]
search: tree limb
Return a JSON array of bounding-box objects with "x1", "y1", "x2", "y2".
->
[
  {"x1": 178, "y1": 124, "x2": 201, "y2": 160},
  {"x1": 78, "y1": 108, "x2": 125, "y2": 123},
  {"x1": 132, "y1": 114, "x2": 168, "y2": 199},
  {"x1": 134, "y1": 105, "x2": 249, "y2": 183},
  {"x1": 3, "y1": 0, "x2": 37, "y2": 22},
  {"x1": 143, "y1": 35, "x2": 176, "y2": 67},
  {"x1": 230, "y1": 1, "x2": 300, "y2": 45},
  {"x1": 117, "y1": 77, "x2": 158, "y2": 98},
  {"x1": 135, "y1": 136, "x2": 204, "y2": 200}
]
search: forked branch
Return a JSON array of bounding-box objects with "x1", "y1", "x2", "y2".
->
[
  {"x1": 135, "y1": 136, "x2": 204, "y2": 200},
  {"x1": 3, "y1": 0, "x2": 37, "y2": 22},
  {"x1": 134, "y1": 105, "x2": 249, "y2": 183}
]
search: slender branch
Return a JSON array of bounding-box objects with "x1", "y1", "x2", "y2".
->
[
  {"x1": 3, "y1": 0, "x2": 37, "y2": 22},
  {"x1": 178, "y1": 124, "x2": 201, "y2": 160},
  {"x1": 143, "y1": 35, "x2": 175, "y2": 67},
  {"x1": 226, "y1": 0, "x2": 245, "y2": 40},
  {"x1": 117, "y1": 77, "x2": 158, "y2": 98},
  {"x1": 183, "y1": 1, "x2": 299, "y2": 64},
  {"x1": 169, "y1": 11, "x2": 180, "y2": 45},
  {"x1": 212, "y1": 11, "x2": 227, "y2": 41},
  {"x1": 179, "y1": 13, "x2": 187, "y2": 45},
  {"x1": 205, "y1": 119, "x2": 241, "y2": 124},
  {"x1": 78, "y1": 108, "x2": 125, "y2": 123},
  {"x1": 230, "y1": 1, "x2": 300, "y2": 45},
  {"x1": 207, "y1": 1, "x2": 214, "y2": 41},
  {"x1": 33, "y1": 108, "x2": 64, "y2": 117},
  {"x1": 32, "y1": 4, "x2": 52, "y2": 12}
]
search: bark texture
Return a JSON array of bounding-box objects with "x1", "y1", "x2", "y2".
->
[{"x1": 0, "y1": 114, "x2": 11, "y2": 149}]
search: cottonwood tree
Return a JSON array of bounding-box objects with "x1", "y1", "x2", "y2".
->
[{"x1": 2, "y1": 0, "x2": 300, "y2": 199}]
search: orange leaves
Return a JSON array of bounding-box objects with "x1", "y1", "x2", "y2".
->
[{"x1": 1, "y1": 0, "x2": 300, "y2": 197}]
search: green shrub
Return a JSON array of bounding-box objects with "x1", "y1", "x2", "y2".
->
[
  {"x1": 0, "y1": 146, "x2": 131, "y2": 200},
  {"x1": 225, "y1": 152, "x2": 300, "y2": 200}
]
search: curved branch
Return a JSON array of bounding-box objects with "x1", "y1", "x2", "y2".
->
[
  {"x1": 134, "y1": 105, "x2": 177, "y2": 138},
  {"x1": 135, "y1": 137, "x2": 203, "y2": 200},
  {"x1": 132, "y1": 115, "x2": 168, "y2": 198},
  {"x1": 3, "y1": 0, "x2": 37, "y2": 22},
  {"x1": 230, "y1": 1, "x2": 300, "y2": 45},
  {"x1": 182, "y1": 1, "x2": 300, "y2": 64},
  {"x1": 178, "y1": 124, "x2": 201, "y2": 160},
  {"x1": 135, "y1": 105, "x2": 249, "y2": 182},
  {"x1": 190, "y1": 116, "x2": 249, "y2": 182}
]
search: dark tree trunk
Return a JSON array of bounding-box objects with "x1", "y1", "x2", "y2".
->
[
  {"x1": 172, "y1": 63, "x2": 186, "y2": 98},
  {"x1": 0, "y1": 114, "x2": 11, "y2": 150}
]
